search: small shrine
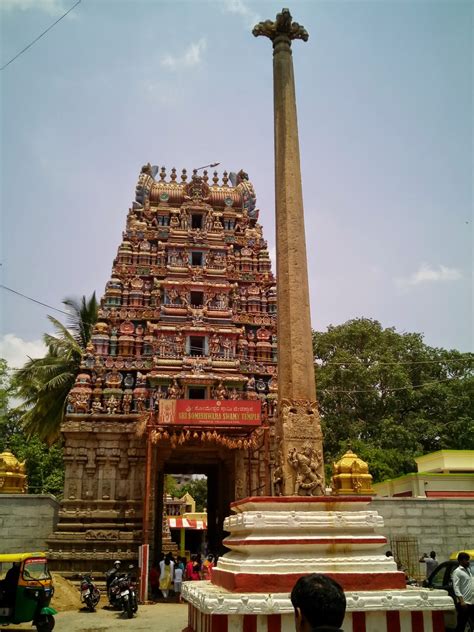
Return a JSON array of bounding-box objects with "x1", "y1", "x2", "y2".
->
[
  {"x1": 332, "y1": 449, "x2": 375, "y2": 495},
  {"x1": 0, "y1": 450, "x2": 27, "y2": 494}
]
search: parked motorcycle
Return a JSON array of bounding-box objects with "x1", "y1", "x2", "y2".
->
[
  {"x1": 108, "y1": 568, "x2": 138, "y2": 618},
  {"x1": 79, "y1": 574, "x2": 100, "y2": 612}
]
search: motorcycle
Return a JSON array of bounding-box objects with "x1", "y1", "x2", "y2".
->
[
  {"x1": 108, "y1": 569, "x2": 138, "y2": 618},
  {"x1": 79, "y1": 574, "x2": 100, "y2": 612}
]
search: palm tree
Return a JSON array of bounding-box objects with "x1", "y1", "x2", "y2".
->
[{"x1": 13, "y1": 294, "x2": 98, "y2": 444}]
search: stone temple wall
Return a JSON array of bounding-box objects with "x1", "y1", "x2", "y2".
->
[
  {"x1": 0, "y1": 494, "x2": 60, "y2": 553},
  {"x1": 1, "y1": 494, "x2": 471, "y2": 573},
  {"x1": 373, "y1": 497, "x2": 474, "y2": 578}
]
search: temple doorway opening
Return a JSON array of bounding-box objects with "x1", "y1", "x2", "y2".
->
[{"x1": 154, "y1": 447, "x2": 237, "y2": 559}]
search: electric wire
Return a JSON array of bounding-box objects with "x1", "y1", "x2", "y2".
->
[
  {"x1": 1, "y1": 284, "x2": 76, "y2": 318},
  {"x1": 2, "y1": 285, "x2": 472, "y2": 386},
  {"x1": 320, "y1": 376, "x2": 468, "y2": 395},
  {"x1": 1, "y1": 0, "x2": 81, "y2": 72}
]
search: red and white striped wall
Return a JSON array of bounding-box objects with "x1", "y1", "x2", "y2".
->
[{"x1": 184, "y1": 605, "x2": 445, "y2": 632}]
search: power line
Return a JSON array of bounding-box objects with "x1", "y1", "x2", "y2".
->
[
  {"x1": 315, "y1": 358, "x2": 473, "y2": 367},
  {"x1": 319, "y1": 376, "x2": 468, "y2": 395},
  {"x1": 2, "y1": 285, "x2": 472, "y2": 371},
  {"x1": 1, "y1": 284, "x2": 75, "y2": 318},
  {"x1": 0, "y1": 0, "x2": 81, "y2": 72}
]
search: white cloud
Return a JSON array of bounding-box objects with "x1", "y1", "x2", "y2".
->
[
  {"x1": 221, "y1": 0, "x2": 260, "y2": 28},
  {"x1": 0, "y1": 334, "x2": 46, "y2": 370},
  {"x1": 160, "y1": 38, "x2": 207, "y2": 70},
  {"x1": 143, "y1": 79, "x2": 179, "y2": 106},
  {"x1": 396, "y1": 263, "x2": 463, "y2": 288},
  {"x1": 1, "y1": 0, "x2": 69, "y2": 17}
]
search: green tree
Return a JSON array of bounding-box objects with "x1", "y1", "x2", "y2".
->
[
  {"x1": 164, "y1": 474, "x2": 179, "y2": 497},
  {"x1": 314, "y1": 318, "x2": 474, "y2": 482},
  {"x1": 180, "y1": 478, "x2": 208, "y2": 512},
  {"x1": 0, "y1": 359, "x2": 15, "y2": 438},
  {"x1": 0, "y1": 359, "x2": 64, "y2": 496},
  {"x1": 12, "y1": 294, "x2": 98, "y2": 444}
]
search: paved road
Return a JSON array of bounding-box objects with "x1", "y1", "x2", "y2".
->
[{"x1": 0, "y1": 603, "x2": 188, "y2": 632}]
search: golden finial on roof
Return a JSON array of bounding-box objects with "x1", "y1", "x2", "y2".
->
[
  {"x1": 0, "y1": 450, "x2": 28, "y2": 494},
  {"x1": 331, "y1": 449, "x2": 375, "y2": 495}
]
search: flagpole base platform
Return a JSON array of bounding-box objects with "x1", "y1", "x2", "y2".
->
[
  {"x1": 182, "y1": 497, "x2": 453, "y2": 632},
  {"x1": 182, "y1": 581, "x2": 451, "y2": 632}
]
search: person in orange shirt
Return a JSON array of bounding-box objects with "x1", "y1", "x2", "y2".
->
[{"x1": 202, "y1": 554, "x2": 215, "y2": 581}]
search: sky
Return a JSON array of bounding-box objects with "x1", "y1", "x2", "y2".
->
[{"x1": 0, "y1": 0, "x2": 472, "y2": 370}]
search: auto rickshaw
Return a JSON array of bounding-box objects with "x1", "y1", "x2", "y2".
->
[{"x1": 0, "y1": 552, "x2": 56, "y2": 631}]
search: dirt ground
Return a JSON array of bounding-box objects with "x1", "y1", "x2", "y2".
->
[
  {"x1": 50, "y1": 573, "x2": 82, "y2": 611},
  {"x1": 0, "y1": 602, "x2": 188, "y2": 632},
  {"x1": 0, "y1": 572, "x2": 188, "y2": 631}
]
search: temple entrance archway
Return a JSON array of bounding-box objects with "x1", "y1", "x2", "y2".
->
[{"x1": 153, "y1": 445, "x2": 237, "y2": 558}]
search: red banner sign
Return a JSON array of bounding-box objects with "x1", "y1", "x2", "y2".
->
[{"x1": 158, "y1": 400, "x2": 261, "y2": 427}]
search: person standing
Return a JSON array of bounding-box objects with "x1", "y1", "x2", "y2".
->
[
  {"x1": 186, "y1": 555, "x2": 201, "y2": 581},
  {"x1": 419, "y1": 551, "x2": 438, "y2": 578},
  {"x1": 159, "y1": 554, "x2": 175, "y2": 599},
  {"x1": 452, "y1": 552, "x2": 474, "y2": 632},
  {"x1": 149, "y1": 562, "x2": 160, "y2": 600},
  {"x1": 174, "y1": 563, "x2": 184, "y2": 602},
  {"x1": 202, "y1": 554, "x2": 215, "y2": 581}
]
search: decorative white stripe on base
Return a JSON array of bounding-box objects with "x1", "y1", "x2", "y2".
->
[
  {"x1": 182, "y1": 581, "x2": 453, "y2": 615},
  {"x1": 400, "y1": 611, "x2": 413, "y2": 632},
  {"x1": 280, "y1": 614, "x2": 294, "y2": 632},
  {"x1": 184, "y1": 607, "x2": 447, "y2": 632}
]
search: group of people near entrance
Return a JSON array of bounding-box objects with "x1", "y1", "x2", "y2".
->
[{"x1": 149, "y1": 552, "x2": 215, "y2": 601}]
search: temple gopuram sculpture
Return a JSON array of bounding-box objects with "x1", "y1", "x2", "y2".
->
[{"x1": 47, "y1": 166, "x2": 277, "y2": 572}]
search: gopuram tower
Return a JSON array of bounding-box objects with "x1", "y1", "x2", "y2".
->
[{"x1": 47, "y1": 166, "x2": 278, "y2": 572}]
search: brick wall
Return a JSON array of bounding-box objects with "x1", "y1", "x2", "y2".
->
[{"x1": 0, "y1": 494, "x2": 59, "y2": 553}]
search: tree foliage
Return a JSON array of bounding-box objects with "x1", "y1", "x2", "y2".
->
[
  {"x1": 180, "y1": 478, "x2": 208, "y2": 512},
  {"x1": 164, "y1": 474, "x2": 179, "y2": 497},
  {"x1": 12, "y1": 294, "x2": 98, "y2": 444},
  {"x1": 0, "y1": 360, "x2": 64, "y2": 496},
  {"x1": 314, "y1": 319, "x2": 474, "y2": 482}
]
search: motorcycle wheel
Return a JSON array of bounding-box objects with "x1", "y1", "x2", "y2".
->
[
  {"x1": 126, "y1": 597, "x2": 133, "y2": 619},
  {"x1": 36, "y1": 614, "x2": 55, "y2": 632},
  {"x1": 132, "y1": 594, "x2": 138, "y2": 613},
  {"x1": 85, "y1": 595, "x2": 95, "y2": 612}
]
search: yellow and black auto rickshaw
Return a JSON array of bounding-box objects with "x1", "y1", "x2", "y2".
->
[{"x1": 0, "y1": 552, "x2": 56, "y2": 631}]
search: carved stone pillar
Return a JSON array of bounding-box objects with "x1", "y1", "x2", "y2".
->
[
  {"x1": 234, "y1": 450, "x2": 246, "y2": 500},
  {"x1": 254, "y1": 9, "x2": 324, "y2": 495}
]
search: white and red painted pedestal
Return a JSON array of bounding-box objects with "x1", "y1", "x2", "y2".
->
[{"x1": 182, "y1": 497, "x2": 453, "y2": 632}]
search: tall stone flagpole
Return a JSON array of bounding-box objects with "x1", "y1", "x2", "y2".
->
[{"x1": 253, "y1": 9, "x2": 324, "y2": 496}]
